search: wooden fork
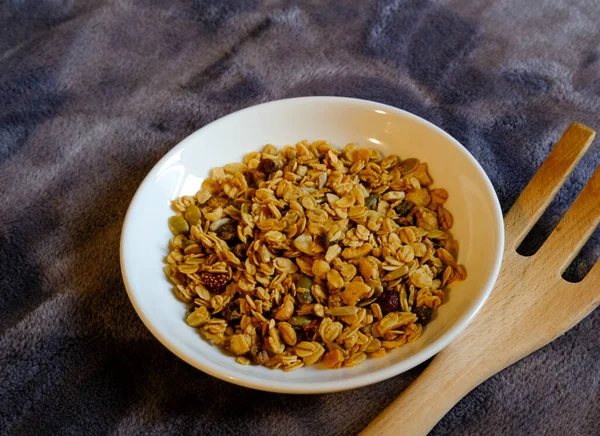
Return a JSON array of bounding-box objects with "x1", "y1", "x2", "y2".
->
[{"x1": 361, "y1": 123, "x2": 599, "y2": 436}]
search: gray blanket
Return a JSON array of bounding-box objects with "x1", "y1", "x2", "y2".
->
[{"x1": 1, "y1": 1, "x2": 599, "y2": 435}]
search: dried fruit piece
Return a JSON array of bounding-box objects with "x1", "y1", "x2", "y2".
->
[
  {"x1": 257, "y1": 158, "x2": 276, "y2": 174},
  {"x1": 245, "y1": 169, "x2": 264, "y2": 188},
  {"x1": 378, "y1": 290, "x2": 400, "y2": 315},
  {"x1": 216, "y1": 222, "x2": 237, "y2": 241},
  {"x1": 414, "y1": 306, "x2": 432, "y2": 325},
  {"x1": 394, "y1": 200, "x2": 413, "y2": 217},
  {"x1": 200, "y1": 271, "x2": 230, "y2": 293}
]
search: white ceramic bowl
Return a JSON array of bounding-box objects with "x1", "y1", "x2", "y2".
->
[{"x1": 120, "y1": 97, "x2": 504, "y2": 393}]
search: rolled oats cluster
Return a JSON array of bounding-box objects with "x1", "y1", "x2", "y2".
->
[{"x1": 164, "y1": 140, "x2": 466, "y2": 371}]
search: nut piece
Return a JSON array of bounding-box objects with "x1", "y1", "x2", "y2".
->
[
  {"x1": 340, "y1": 281, "x2": 371, "y2": 306},
  {"x1": 312, "y1": 259, "x2": 331, "y2": 279},
  {"x1": 358, "y1": 258, "x2": 377, "y2": 281},
  {"x1": 278, "y1": 322, "x2": 298, "y2": 346},
  {"x1": 342, "y1": 243, "x2": 373, "y2": 259},
  {"x1": 326, "y1": 268, "x2": 344, "y2": 289},
  {"x1": 405, "y1": 188, "x2": 431, "y2": 208},
  {"x1": 274, "y1": 294, "x2": 295, "y2": 321},
  {"x1": 438, "y1": 207, "x2": 453, "y2": 230},
  {"x1": 328, "y1": 306, "x2": 359, "y2": 317}
]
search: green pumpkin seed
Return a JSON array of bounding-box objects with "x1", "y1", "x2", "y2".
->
[
  {"x1": 357, "y1": 296, "x2": 378, "y2": 307},
  {"x1": 398, "y1": 158, "x2": 419, "y2": 174},
  {"x1": 184, "y1": 204, "x2": 201, "y2": 226},
  {"x1": 297, "y1": 288, "x2": 314, "y2": 304},
  {"x1": 289, "y1": 315, "x2": 313, "y2": 326},
  {"x1": 296, "y1": 275, "x2": 313, "y2": 291},
  {"x1": 364, "y1": 195, "x2": 380, "y2": 210},
  {"x1": 169, "y1": 215, "x2": 190, "y2": 235}
]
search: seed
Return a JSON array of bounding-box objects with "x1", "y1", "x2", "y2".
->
[
  {"x1": 168, "y1": 215, "x2": 190, "y2": 235},
  {"x1": 289, "y1": 315, "x2": 313, "y2": 327},
  {"x1": 297, "y1": 275, "x2": 313, "y2": 291},
  {"x1": 364, "y1": 195, "x2": 380, "y2": 210},
  {"x1": 297, "y1": 288, "x2": 314, "y2": 304},
  {"x1": 184, "y1": 204, "x2": 201, "y2": 226},
  {"x1": 328, "y1": 306, "x2": 359, "y2": 316},
  {"x1": 398, "y1": 158, "x2": 419, "y2": 174}
]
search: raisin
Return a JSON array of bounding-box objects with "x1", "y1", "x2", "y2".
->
[
  {"x1": 232, "y1": 243, "x2": 248, "y2": 259},
  {"x1": 245, "y1": 169, "x2": 264, "y2": 188},
  {"x1": 302, "y1": 319, "x2": 319, "y2": 340},
  {"x1": 394, "y1": 200, "x2": 414, "y2": 217},
  {"x1": 317, "y1": 233, "x2": 329, "y2": 248},
  {"x1": 216, "y1": 223, "x2": 237, "y2": 241},
  {"x1": 223, "y1": 303, "x2": 241, "y2": 321},
  {"x1": 414, "y1": 306, "x2": 432, "y2": 325},
  {"x1": 378, "y1": 290, "x2": 400, "y2": 314},
  {"x1": 257, "y1": 158, "x2": 276, "y2": 174}
]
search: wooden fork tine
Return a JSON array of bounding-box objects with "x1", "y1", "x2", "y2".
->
[
  {"x1": 582, "y1": 258, "x2": 600, "y2": 285},
  {"x1": 504, "y1": 123, "x2": 595, "y2": 250},
  {"x1": 536, "y1": 166, "x2": 600, "y2": 272}
]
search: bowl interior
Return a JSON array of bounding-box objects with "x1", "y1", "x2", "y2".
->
[{"x1": 120, "y1": 97, "x2": 503, "y2": 393}]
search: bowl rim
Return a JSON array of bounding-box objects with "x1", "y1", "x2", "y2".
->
[{"x1": 120, "y1": 96, "x2": 504, "y2": 393}]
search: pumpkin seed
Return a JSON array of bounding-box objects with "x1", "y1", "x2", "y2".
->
[
  {"x1": 364, "y1": 195, "x2": 380, "y2": 210},
  {"x1": 184, "y1": 204, "x2": 201, "y2": 226},
  {"x1": 169, "y1": 215, "x2": 189, "y2": 235},
  {"x1": 289, "y1": 315, "x2": 313, "y2": 326},
  {"x1": 296, "y1": 275, "x2": 313, "y2": 291},
  {"x1": 398, "y1": 158, "x2": 419, "y2": 174}
]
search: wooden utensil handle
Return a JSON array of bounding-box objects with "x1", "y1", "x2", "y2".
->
[
  {"x1": 362, "y1": 350, "x2": 485, "y2": 435},
  {"x1": 361, "y1": 123, "x2": 598, "y2": 436}
]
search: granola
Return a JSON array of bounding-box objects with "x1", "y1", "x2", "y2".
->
[{"x1": 163, "y1": 141, "x2": 466, "y2": 370}]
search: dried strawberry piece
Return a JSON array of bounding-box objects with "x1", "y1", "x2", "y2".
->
[{"x1": 200, "y1": 272, "x2": 230, "y2": 293}]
